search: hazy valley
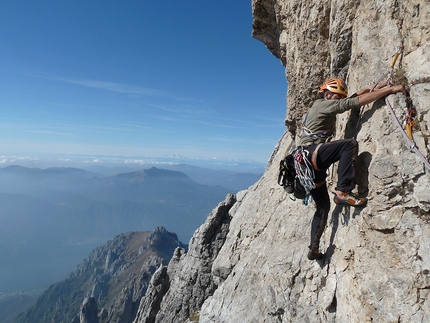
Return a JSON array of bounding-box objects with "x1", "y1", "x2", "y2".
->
[
  {"x1": 15, "y1": 227, "x2": 184, "y2": 323},
  {"x1": 0, "y1": 164, "x2": 260, "y2": 323}
]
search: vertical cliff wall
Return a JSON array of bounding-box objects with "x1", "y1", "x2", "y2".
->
[{"x1": 134, "y1": 1, "x2": 430, "y2": 322}]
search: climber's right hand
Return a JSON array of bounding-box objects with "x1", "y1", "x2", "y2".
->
[{"x1": 390, "y1": 84, "x2": 407, "y2": 96}]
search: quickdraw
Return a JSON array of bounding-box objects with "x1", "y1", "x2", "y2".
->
[
  {"x1": 405, "y1": 96, "x2": 416, "y2": 141},
  {"x1": 384, "y1": 46, "x2": 430, "y2": 170}
]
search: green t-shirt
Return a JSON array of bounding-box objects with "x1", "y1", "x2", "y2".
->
[{"x1": 297, "y1": 96, "x2": 360, "y2": 146}]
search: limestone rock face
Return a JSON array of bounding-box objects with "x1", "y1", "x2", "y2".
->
[
  {"x1": 134, "y1": 1, "x2": 430, "y2": 322},
  {"x1": 197, "y1": 1, "x2": 430, "y2": 322},
  {"x1": 133, "y1": 194, "x2": 236, "y2": 323},
  {"x1": 16, "y1": 228, "x2": 183, "y2": 323},
  {"x1": 80, "y1": 297, "x2": 99, "y2": 323}
]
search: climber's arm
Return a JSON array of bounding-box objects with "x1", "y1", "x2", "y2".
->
[
  {"x1": 354, "y1": 81, "x2": 388, "y2": 97},
  {"x1": 357, "y1": 84, "x2": 406, "y2": 106}
]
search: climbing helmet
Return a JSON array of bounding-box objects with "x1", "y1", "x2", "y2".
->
[{"x1": 320, "y1": 78, "x2": 348, "y2": 97}]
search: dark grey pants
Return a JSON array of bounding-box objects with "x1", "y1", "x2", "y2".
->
[{"x1": 306, "y1": 139, "x2": 358, "y2": 250}]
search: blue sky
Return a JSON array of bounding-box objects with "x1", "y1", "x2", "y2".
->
[{"x1": 0, "y1": 1, "x2": 287, "y2": 169}]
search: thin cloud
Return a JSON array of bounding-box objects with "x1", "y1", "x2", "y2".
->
[
  {"x1": 52, "y1": 74, "x2": 208, "y2": 104},
  {"x1": 146, "y1": 103, "x2": 179, "y2": 113},
  {"x1": 23, "y1": 71, "x2": 169, "y2": 97},
  {"x1": 54, "y1": 76, "x2": 205, "y2": 104},
  {"x1": 57, "y1": 78, "x2": 164, "y2": 96}
]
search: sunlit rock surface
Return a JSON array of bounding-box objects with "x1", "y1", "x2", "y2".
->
[{"x1": 138, "y1": 1, "x2": 430, "y2": 322}]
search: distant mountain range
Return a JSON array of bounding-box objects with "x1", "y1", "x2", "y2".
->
[
  {"x1": 0, "y1": 165, "x2": 259, "y2": 294},
  {"x1": 0, "y1": 154, "x2": 266, "y2": 176},
  {"x1": 15, "y1": 227, "x2": 183, "y2": 323},
  {"x1": 84, "y1": 163, "x2": 262, "y2": 192}
]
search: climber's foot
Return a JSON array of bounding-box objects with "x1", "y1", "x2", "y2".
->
[
  {"x1": 307, "y1": 249, "x2": 324, "y2": 261},
  {"x1": 334, "y1": 191, "x2": 367, "y2": 207}
]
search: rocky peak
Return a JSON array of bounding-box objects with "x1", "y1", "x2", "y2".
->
[
  {"x1": 79, "y1": 297, "x2": 99, "y2": 323},
  {"x1": 146, "y1": 226, "x2": 181, "y2": 244},
  {"x1": 15, "y1": 228, "x2": 183, "y2": 323},
  {"x1": 133, "y1": 194, "x2": 236, "y2": 323}
]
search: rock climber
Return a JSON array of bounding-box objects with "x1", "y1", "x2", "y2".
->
[{"x1": 297, "y1": 77, "x2": 406, "y2": 260}]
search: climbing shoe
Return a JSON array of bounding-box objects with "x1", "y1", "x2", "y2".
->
[
  {"x1": 307, "y1": 249, "x2": 324, "y2": 261},
  {"x1": 334, "y1": 192, "x2": 367, "y2": 207}
]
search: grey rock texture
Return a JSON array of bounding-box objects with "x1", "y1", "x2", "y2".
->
[
  {"x1": 135, "y1": 1, "x2": 430, "y2": 323},
  {"x1": 132, "y1": 265, "x2": 170, "y2": 323},
  {"x1": 82, "y1": 228, "x2": 184, "y2": 323},
  {"x1": 133, "y1": 193, "x2": 236, "y2": 323},
  {"x1": 79, "y1": 297, "x2": 99, "y2": 323},
  {"x1": 16, "y1": 228, "x2": 183, "y2": 323},
  {"x1": 198, "y1": 1, "x2": 430, "y2": 322}
]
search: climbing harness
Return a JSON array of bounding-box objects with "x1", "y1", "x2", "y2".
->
[
  {"x1": 301, "y1": 110, "x2": 334, "y2": 143},
  {"x1": 311, "y1": 143, "x2": 323, "y2": 171},
  {"x1": 301, "y1": 126, "x2": 333, "y2": 142}
]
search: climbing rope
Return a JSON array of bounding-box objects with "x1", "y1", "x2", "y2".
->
[
  {"x1": 354, "y1": 46, "x2": 430, "y2": 170},
  {"x1": 355, "y1": 47, "x2": 404, "y2": 136},
  {"x1": 384, "y1": 46, "x2": 430, "y2": 170},
  {"x1": 384, "y1": 95, "x2": 430, "y2": 169},
  {"x1": 293, "y1": 148, "x2": 315, "y2": 205}
]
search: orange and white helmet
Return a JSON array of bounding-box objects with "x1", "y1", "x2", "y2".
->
[{"x1": 320, "y1": 78, "x2": 348, "y2": 97}]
